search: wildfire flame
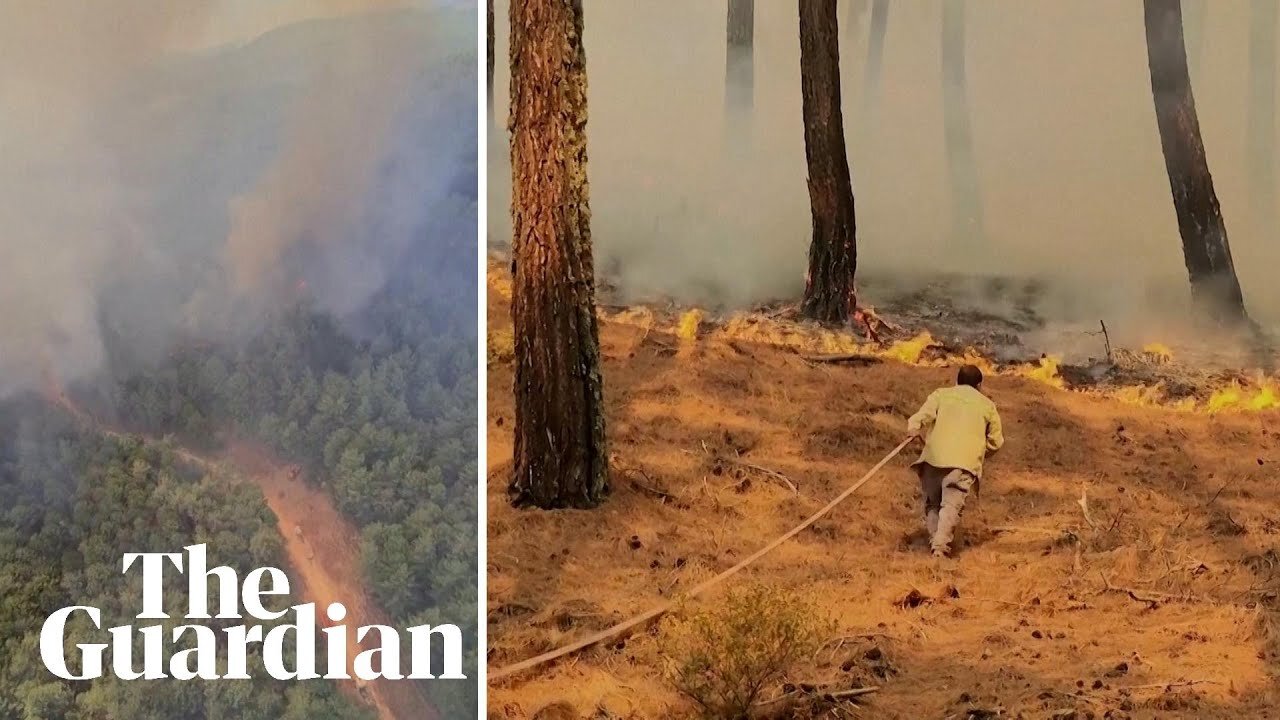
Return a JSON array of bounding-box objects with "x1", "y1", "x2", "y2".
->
[
  {"x1": 882, "y1": 332, "x2": 936, "y2": 365},
  {"x1": 677, "y1": 310, "x2": 703, "y2": 342},
  {"x1": 489, "y1": 260, "x2": 1278, "y2": 417},
  {"x1": 1204, "y1": 378, "x2": 1280, "y2": 413},
  {"x1": 1015, "y1": 355, "x2": 1065, "y2": 389},
  {"x1": 852, "y1": 332, "x2": 1276, "y2": 415},
  {"x1": 712, "y1": 318, "x2": 1278, "y2": 415},
  {"x1": 1142, "y1": 342, "x2": 1173, "y2": 363}
]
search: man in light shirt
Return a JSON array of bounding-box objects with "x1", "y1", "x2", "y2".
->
[{"x1": 906, "y1": 364, "x2": 1004, "y2": 558}]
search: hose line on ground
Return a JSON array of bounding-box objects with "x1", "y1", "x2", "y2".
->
[{"x1": 490, "y1": 437, "x2": 914, "y2": 682}]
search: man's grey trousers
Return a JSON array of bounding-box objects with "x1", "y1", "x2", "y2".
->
[{"x1": 918, "y1": 463, "x2": 976, "y2": 555}]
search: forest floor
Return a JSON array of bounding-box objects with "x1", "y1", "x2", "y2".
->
[
  {"x1": 47, "y1": 392, "x2": 435, "y2": 720},
  {"x1": 486, "y1": 262, "x2": 1280, "y2": 719}
]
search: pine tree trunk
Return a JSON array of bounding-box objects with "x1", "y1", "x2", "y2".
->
[
  {"x1": 1143, "y1": 0, "x2": 1249, "y2": 325},
  {"x1": 942, "y1": 0, "x2": 984, "y2": 248},
  {"x1": 508, "y1": 0, "x2": 608, "y2": 508},
  {"x1": 487, "y1": 0, "x2": 495, "y2": 126},
  {"x1": 725, "y1": 0, "x2": 754, "y2": 118},
  {"x1": 799, "y1": 0, "x2": 859, "y2": 323},
  {"x1": 1249, "y1": 0, "x2": 1277, "y2": 239}
]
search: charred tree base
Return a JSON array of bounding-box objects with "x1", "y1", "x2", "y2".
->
[
  {"x1": 509, "y1": 466, "x2": 610, "y2": 510},
  {"x1": 801, "y1": 289, "x2": 857, "y2": 325},
  {"x1": 507, "y1": 299, "x2": 610, "y2": 510},
  {"x1": 1244, "y1": 322, "x2": 1276, "y2": 373},
  {"x1": 1188, "y1": 273, "x2": 1250, "y2": 329},
  {"x1": 801, "y1": 277, "x2": 857, "y2": 326},
  {"x1": 507, "y1": 289, "x2": 611, "y2": 511}
]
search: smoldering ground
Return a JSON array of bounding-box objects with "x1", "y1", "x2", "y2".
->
[
  {"x1": 488, "y1": 0, "x2": 1280, "y2": 358},
  {"x1": 0, "y1": 0, "x2": 475, "y2": 399}
]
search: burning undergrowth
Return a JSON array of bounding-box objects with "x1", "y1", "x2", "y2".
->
[
  {"x1": 683, "y1": 311, "x2": 1276, "y2": 414},
  {"x1": 491, "y1": 256, "x2": 1280, "y2": 415}
]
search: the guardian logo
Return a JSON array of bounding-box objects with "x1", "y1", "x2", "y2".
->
[{"x1": 39, "y1": 544, "x2": 466, "y2": 682}]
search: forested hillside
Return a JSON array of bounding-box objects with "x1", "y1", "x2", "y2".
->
[
  {"x1": 0, "y1": 403, "x2": 371, "y2": 720},
  {"x1": 0, "y1": 227, "x2": 477, "y2": 719},
  {"x1": 108, "y1": 239, "x2": 480, "y2": 717},
  {"x1": 0, "y1": 4, "x2": 477, "y2": 718}
]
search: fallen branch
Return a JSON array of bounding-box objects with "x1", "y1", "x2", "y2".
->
[
  {"x1": 1046, "y1": 688, "x2": 1104, "y2": 707},
  {"x1": 828, "y1": 632, "x2": 894, "y2": 642},
  {"x1": 825, "y1": 687, "x2": 881, "y2": 701},
  {"x1": 813, "y1": 633, "x2": 896, "y2": 661},
  {"x1": 1100, "y1": 572, "x2": 1200, "y2": 607},
  {"x1": 991, "y1": 525, "x2": 1074, "y2": 538},
  {"x1": 628, "y1": 475, "x2": 677, "y2": 502},
  {"x1": 1121, "y1": 679, "x2": 1217, "y2": 692},
  {"x1": 1205, "y1": 478, "x2": 1235, "y2": 506},
  {"x1": 1171, "y1": 477, "x2": 1235, "y2": 534},
  {"x1": 852, "y1": 306, "x2": 900, "y2": 343},
  {"x1": 800, "y1": 353, "x2": 882, "y2": 366},
  {"x1": 636, "y1": 319, "x2": 654, "y2": 348},
  {"x1": 755, "y1": 685, "x2": 879, "y2": 709},
  {"x1": 714, "y1": 455, "x2": 799, "y2": 495},
  {"x1": 1105, "y1": 508, "x2": 1127, "y2": 535},
  {"x1": 967, "y1": 596, "x2": 1045, "y2": 610},
  {"x1": 764, "y1": 304, "x2": 797, "y2": 320}
]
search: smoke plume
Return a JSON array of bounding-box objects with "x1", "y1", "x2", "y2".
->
[
  {"x1": 488, "y1": 0, "x2": 1280, "y2": 356},
  {"x1": 0, "y1": 0, "x2": 475, "y2": 398}
]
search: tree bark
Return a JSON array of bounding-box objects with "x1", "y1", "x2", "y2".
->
[
  {"x1": 726, "y1": 0, "x2": 754, "y2": 117},
  {"x1": 942, "y1": 0, "x2": 984, "y2": 248},
  {"x1": 508, "y1": 0, "x2": 608, "y2": 508},
  {"x1": 799, "y1": 0, "x2": 859, "y2": 323},
  {"x1": 1143, "y1": 0, "x2": 1249, "y2": 325},
  {"x1": 1249, "y1": 0, "x2": 1277, "y2": 239},
  {"x1": 487, "y1": 0, "x2": 495, "y2": 126}
]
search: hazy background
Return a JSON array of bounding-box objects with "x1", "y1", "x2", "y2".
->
[
  {"x1": 1, "y1": 0, "x2": 475, "y2": 398},
  {"x1": 488, "y1": 0, "x2": 1280, "y2": 351}
]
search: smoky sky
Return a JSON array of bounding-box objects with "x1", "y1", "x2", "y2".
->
[
  {"x1": 488, "y1": 0, "x2": 1280, "y2": 351},
  {"x1": 0, "y1": 0, "x2": 476, "y2": 398}
]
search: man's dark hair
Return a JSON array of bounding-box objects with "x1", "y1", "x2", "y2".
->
[{"x1": 957, "y1": 364, "x2": 983, "y2": 388}]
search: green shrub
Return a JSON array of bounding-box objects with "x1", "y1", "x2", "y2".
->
[{"x1": 662, "y1": 584, "x2": 829, "y2": 719}]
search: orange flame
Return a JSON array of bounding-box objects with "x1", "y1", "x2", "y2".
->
[
  {"x1": 596, "y1": 281, "x2": 1280, "y2": 417},
  {"x1": 1142, "y1": 342, "x2": 1173, "y2": 363},
  {"x1": 880, "y1": 332, "x2": 936, "y2": 365},
  {"x1": 1010, "y1": 355, "x2": 1063, "y2": 389}
]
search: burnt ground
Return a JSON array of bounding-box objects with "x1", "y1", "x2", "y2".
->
[{"x1": 487, "y1": 262, "x2": 1280, "y2": 719}]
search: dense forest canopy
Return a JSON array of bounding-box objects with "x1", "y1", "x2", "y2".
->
[{"x1": 0, "y1": 411, "x2": 375, "y2": 720}]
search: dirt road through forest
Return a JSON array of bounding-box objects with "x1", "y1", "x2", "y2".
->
[
  {"x1": 228, "y1": 443, "x2": 437, "y2": 720},
  {"x1": 47, "y1": 388, "x2": 435, "y2": 720}
]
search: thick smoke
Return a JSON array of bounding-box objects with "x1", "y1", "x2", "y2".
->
[
  {"x1": 0, "y1": 2, "x2": 207, "y2": 397},
  {"x1": 488, "y1": 0, "x2": 1280, "y2": 354},
  {"x1": 1, "y1": 0, "x2": 475, "y2": 398}
]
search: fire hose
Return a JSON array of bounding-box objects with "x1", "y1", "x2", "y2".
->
[{"x1": 489, "y1": 437, "x2": 914, "y2": 682}]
